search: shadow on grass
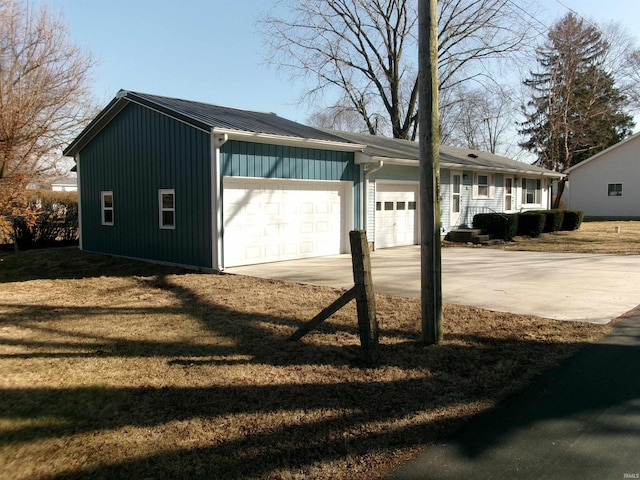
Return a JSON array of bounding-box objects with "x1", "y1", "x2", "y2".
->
[
  {"x1": 1, "y1": 248, "x2": 633, "y2": 479},
  {"x1": 0, "y1": 247, "x2": 190, "y2": 283}
]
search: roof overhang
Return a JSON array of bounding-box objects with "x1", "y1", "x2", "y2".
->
[
  {"x1": 212, "y1": 127, "x2": 366, "y2": 152},
  {"x1": 355, "y1": 153, "x2": 565, "y2": 178}
]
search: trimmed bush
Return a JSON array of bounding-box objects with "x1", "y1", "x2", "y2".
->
[
  {"x1": 561, "y1": 210, "x2": 584, "y2": 231},
  {"x1": 517, "y1": 212, "x2": 546, "y2": 238},
  {"x1": 534, "y1": 209, "x2": 565, "y2": 233},
  {"x1": 472, "y1": 213, "x2": 518, "y2": 241}
]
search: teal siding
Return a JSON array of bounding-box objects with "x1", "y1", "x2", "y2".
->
[
  {"x1": 78, "y1": 103, "x2": 212, "y2": 268},
  {"x1": 221, "y1": 140, "x2": 361, "y2": 228}
]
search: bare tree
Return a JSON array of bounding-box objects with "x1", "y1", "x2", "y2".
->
[
  {"x1": 0, "y1": 0, "x2": 96, "y2": 239},
  {"x1": 440, "y1": 83, "x2": 521, "y2": 156},
  {"x1": 262, "y1": 0, "x2": 538, "y2": 139}
]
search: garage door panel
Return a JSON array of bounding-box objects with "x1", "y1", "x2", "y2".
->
[
  {"x1": 223, "y1": 178, "x2": 347, "y2": 267},
  {"x1": 375, "y1": 183, "x2": 419, "y2": 249}
]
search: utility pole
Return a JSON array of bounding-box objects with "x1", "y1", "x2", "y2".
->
[{"x1": 418, "y1": 0, "x2": 443, "y2": 344}]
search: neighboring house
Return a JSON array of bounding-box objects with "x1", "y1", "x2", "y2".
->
[
  {"x1": 64, "y1": 90, "x2": 562, "y2": 270},
  {"x1": 51, "y1": 177, "x2": 78, "y2": 192},
  {"x1": 27, "y1": 177, "x2": 77, "y2": 191},
  {"x1": 564, "y1": 132, "x2": 640, "y2": 218}
]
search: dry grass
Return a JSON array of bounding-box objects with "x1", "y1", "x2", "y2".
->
[
  {"x1": 0, "y1": 246, "x2": 612, "y2": 479},
  {"x1": 502, "y1": 220, "x2": 640, "y2": 254}
]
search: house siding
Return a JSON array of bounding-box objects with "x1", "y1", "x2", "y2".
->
[
  {"x1": 78, "y1": 103, "x2": 213, "y2": 268},
  {"x1": 567, "y1": 136, "x2": 640, "y2": 218},
  {"x1": 220, "y1": 140, "x2": 361, "y2": 227}
]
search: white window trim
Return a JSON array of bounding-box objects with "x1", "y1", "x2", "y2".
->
[
  {"x1": 159, "y1": 189, "x2": 176, "y2": 230},
  {"x1": 607, "y1": 183, "x2": 623, "y2": 197},
  {"x1": 472, "y1": 172, "x2": 495, "y2": 199},
  {"x1": 101, "y1": 191, "x2": 114, "y2": 226},
  {"x1": 521, "y1": 177, "x2": 542, "y2": 205}
]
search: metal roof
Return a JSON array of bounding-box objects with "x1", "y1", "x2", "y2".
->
[
  {"x1": 64, "y1": 90, "x2": 357, "y2": 156},
  {"x1": 323, "y1": 129, "x2": 563, "y2": 177}
]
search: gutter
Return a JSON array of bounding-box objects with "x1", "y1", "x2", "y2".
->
[
  {"x1": 358, "y1": 153, "x2": 384, "y2": 246},
  {"x1": 212, "y1": 127, "x2": 366, "y2": 152}
]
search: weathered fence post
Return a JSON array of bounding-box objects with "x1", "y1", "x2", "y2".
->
[{"x1": 349, "y1": 230, "x2": 379, "y2": 367}]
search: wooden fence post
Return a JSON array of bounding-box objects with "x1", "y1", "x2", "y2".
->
[{"x1": 349, "y1": 230, "x2": 379, "y2": 367}]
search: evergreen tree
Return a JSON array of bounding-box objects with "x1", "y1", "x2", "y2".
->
[{"x1": 520, "y1": 13, "x2": 634, "y2": 205}]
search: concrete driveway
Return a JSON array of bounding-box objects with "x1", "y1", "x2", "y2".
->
[{"x1": 226, "y1": 246, "x2": 640, "y2": 324}]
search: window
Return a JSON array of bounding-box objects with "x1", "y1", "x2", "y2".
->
[
  {"x1": 159, "y1": 189, "x2": 175, "y2": 229},
  {"x1": 408, "y1": 201, "x2": 417, "y2": 210},
  {"x1": 101, "y1": 191, "x2": 113, "y2": 226},
  {"x1": 477, "y1": 174, "x2": 489, "y2": 197},
  {"x1": 608, "y1": 183, "x2": 623, "y2": 197},
  {"x1": 397, "y1": 201, "x2": 406, "y2": 210},
  {"x1": 384, "y1": 201, "x2": 394, "y2": 210},
  {"x1": 473, "y1": 173, "x2": 494, "y2": 199},
  {"x1": 522, "y1": 178, "x2": 542, "y2": 204}
]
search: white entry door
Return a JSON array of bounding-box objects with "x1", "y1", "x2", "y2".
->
[
  {"x1": 222, "y1": 177, "x2": 349, "y2": 267},
  {"x1": 375, "y1": 183, "x2": 419, "y2": 248}
]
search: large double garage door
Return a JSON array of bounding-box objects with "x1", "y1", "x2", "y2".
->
[
  {"x1": 375, "y1": 183, "x2": 419, "y2": 248},
  {"x1": 223, "y1": 177, "x2": 350, "y2": 267}
]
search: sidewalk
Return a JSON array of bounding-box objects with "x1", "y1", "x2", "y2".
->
[{"x1": 386, "y1": 309, "x2": 640, "y2": 480}]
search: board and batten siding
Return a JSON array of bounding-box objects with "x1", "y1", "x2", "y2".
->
[
  {"x1": 78, "y1": 102, "x2": 213, "y2": 268},
  {"x1": 220, "y1": 140, "x2": 361, "y2": 227}
]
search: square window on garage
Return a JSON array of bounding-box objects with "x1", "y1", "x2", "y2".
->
[
  {"x1": 397, "y1": 201, "x2": 406, "y2": 210},
  {"x1": 384, "y1": 201, "x2": 394, "y2": 210},
  {"x1": 408, "y1": 201, "x2": 416, "y2": 210},
  {"x1": 608, "y1": 183, "x2": 622, "y2": 196},
  {"x1": 376, "y1": 201, "x2": 382, "y2": 211}
]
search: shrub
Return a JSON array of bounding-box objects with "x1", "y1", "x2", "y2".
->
[
  {"x1": 472, "y1": 213, "x2": 518, "y2": 241},
  {"x1": 517, "y1": 212, "x2": 546, "y2": 238},
  {"x1": 13, "y1": 190, "x2": 78, "y2": 248},
  {"x1": 561, "y1": 210, "x2": 584, "y2": 231},
  {"x1": 534, "y1": 209, "x2": 565, "y2": 233}
]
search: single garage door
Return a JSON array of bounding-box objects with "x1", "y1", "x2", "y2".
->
[
  {"x1": 223, "y1": 177, "x2": 350, "y2": 267},
  {"x1": 375, "y1": 183, "x2": 419, "y2": 248}
]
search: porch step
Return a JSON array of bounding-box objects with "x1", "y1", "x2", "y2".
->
[
  {"x1": 448, "y1": 228, "x2": 501, "y2": 246},
  {"x1": 448, "y1": 228, "x2": 482, "y2": 243}
]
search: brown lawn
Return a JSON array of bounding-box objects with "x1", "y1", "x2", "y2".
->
[{"x1": 0, "y1": 223, "x2": 625, "y2": 479}]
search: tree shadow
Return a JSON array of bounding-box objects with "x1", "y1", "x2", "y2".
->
[{"x1": 1, "y1": 249, "x2": 634, "y2": 478}]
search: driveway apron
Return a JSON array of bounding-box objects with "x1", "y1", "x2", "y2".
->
[{"x1": 226, "y1": 246, "x2": 640, "y2": 324}]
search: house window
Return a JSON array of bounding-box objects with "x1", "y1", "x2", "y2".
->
[
  {"x1": 608, "y1": 183, "x2": 622, "y2": 196},
  {"x1": 159, "y1": 189, "x2": 175, "y2": 229},
  {"x1": 522, "y1": 178, "x2": 542, "y2": 204},
  {"x1": 101, "y1": 191, "x2": 113, "y2": 226},
  {"x1": 473, "y1": 173, "x2": 494, "y2": 199}
]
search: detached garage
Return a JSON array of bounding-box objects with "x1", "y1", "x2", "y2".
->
[{"x1": 64, "y1": 90, "x2": 363, "y2": 271}]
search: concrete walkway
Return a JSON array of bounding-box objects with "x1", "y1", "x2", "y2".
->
[{"x1": 227, "y1": 246, "x2": 640, "y2": 323}]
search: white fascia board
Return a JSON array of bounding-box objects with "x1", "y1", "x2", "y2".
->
[
  {"x1": 355, "y1": 154, "x2": 417, "y2": 166},
  {"x1": 212, "y1": 127, "x2": 366, "y2": 152}
]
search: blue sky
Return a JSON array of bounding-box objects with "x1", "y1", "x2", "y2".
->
[{"x1": 36, "y1": 0, "x2": 640, "y2": 125}]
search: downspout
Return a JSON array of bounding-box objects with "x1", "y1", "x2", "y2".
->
[
  {"x1": 211, "y1": 131, "x2": 229, "y2": 271},
  {"x1": 363, "y1": 159, "x2": 384, "y2": 249}
]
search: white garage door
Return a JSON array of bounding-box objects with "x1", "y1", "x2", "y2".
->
[
  {"x1": 223, "y1": 177, "x2": 349, "y2": 267},
  {"x1": 375, "y1": 183, "x2": 419, "y2": 248}
]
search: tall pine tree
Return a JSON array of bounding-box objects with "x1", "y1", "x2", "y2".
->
[{"x1": 520, "y1": 13, "x2": 634, "y2": 206}]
